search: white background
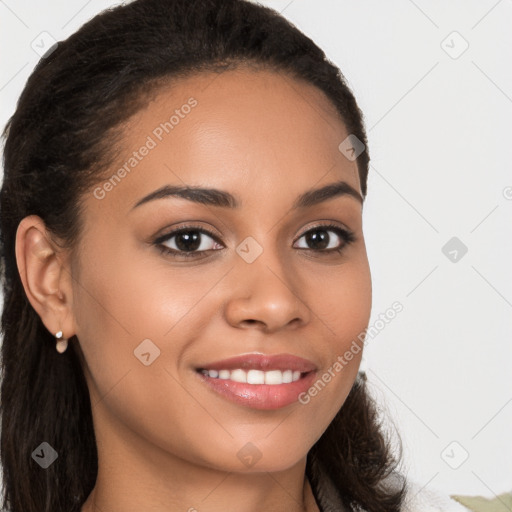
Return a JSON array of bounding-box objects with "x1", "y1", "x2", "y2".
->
[{"x1": 1, "y1": 0, "x2": 511, "y2": 499}]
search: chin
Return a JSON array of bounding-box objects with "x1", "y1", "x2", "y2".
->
[{"x1": 195, "y1": 436, "x2": 312, "y2": 474}]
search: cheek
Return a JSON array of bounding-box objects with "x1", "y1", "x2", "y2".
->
[
  {"x1": 306, "y1": 252, "x2": 372, "y2": 344},
  {"x1": 297, "y1": 254, "x2": 371, "y2": 415},
  {"x1": 73, "y1": 235, "x2": 215, "y2": 341},
  {"x1": 71, "y1": 251, "x2": 228, "y2": 463},
  {"x1": 71, "y1": 244, "x2": 232, "y2": 406}
]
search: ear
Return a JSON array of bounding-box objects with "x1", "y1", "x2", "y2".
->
[{"x1": 15, "y1": 215, "x2": 76, "y2": 340}]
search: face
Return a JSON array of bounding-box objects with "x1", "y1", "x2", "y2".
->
[{"x1": 71, "y1": 67, "x2": 371, "y2": 473}]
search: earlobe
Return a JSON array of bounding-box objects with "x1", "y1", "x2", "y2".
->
[{"x1": 15, "y1": 215, "x2": 76, "y2": 342}]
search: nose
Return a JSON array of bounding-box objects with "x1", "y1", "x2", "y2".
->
[{"x1": 224, "y1": 245, "x2": 311, "y2": 333}]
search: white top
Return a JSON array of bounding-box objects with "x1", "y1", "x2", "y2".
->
[{"x1": 402, "y1": 480, "x2": 471, "y2": 512}]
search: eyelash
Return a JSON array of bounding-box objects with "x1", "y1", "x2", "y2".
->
[{"x1": 154, "y1": 222, "x2": 356, "y2": 260}]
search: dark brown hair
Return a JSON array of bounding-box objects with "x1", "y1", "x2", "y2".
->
[{"x1": 0, "y1": 1, "x2": 406, "y2": 510}]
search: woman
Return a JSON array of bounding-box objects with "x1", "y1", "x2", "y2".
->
[{"x1": 0, "y1": 1, "x2": 470, "y2": 511}]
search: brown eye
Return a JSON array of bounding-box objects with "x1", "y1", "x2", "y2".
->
[
  {"x1": 155, "y1": 226, "x2": 223, "y2": 259},
  {"x1": 294, "y1": 224, "x2": 355, "y2": 253}
]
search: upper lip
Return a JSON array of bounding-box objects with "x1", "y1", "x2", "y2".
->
[{"x1": 197, "y1": 353, "x2": 317, "y2": 373}]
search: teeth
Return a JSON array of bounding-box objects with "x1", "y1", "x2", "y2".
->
[
  {"x1": 230, "y1": 369, "x2": 246, "y2": 383},
  {"x1": 265, "y1": 370, "x2": 283, "y2": 385},
  {"x1": 282, "y1": 370, "x2": 293, "y2": 383},
  {"x1": 247, "y1": 370, "x2": 265, "y2": 384},
  {"x1": 203, "y1": 368, "x2": 304, "y2": 384},
  {"x1": 218, "y1": 370, "x2": 230, "y2": 379}
]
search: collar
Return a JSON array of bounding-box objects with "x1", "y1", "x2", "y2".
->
[{"x1": 306, "y1": 451, "x2": 350, "y2": 512}]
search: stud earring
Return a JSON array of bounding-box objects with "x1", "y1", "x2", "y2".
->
[{"x1": 55, "y1": 330, "x2": 68, "y2": 354}]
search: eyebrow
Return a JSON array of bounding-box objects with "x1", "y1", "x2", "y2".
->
[{"x1": 131, "y1": 179, "x2": 363, "y2": 211}]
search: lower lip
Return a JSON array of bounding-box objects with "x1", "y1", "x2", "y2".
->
[{"x1": 196, "y1": 371, "x2": 318, "y2": 410}]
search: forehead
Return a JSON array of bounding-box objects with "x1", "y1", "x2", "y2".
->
[{"x1": 86, "y1": 67, "x2": 361, "y2": 216}]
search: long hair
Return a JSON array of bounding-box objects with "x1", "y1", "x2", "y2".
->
[{"x1": 0, "y1": 1, "x2": 406, "y2": 510}]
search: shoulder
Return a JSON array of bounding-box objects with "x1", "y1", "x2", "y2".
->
[
  {"x1": 308, "y1": 455, "x2": 472, "y2": 512},
  {"x1": 400, "y1": 479, "x2": 472, "y2": 512}
]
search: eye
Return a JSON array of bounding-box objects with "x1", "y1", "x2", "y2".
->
[
  {"x1": 155, "y1": 225, "x2": 224, "y2": 259},
  {"x1": 154, "y1": 222, "x2": 355, "y2": 260},
  {"x1": 293, "y1": 223, "x2": 355, "y2": 254}
]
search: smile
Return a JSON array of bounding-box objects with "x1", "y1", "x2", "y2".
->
[{"x1": 195, "y1": 353, "x2": 318, "y2": 410}]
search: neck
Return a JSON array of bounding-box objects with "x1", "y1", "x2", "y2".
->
[{"x1": 81, "y1": 402, "x2": 320, "y2": 512}]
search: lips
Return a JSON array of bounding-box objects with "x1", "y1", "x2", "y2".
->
[
  {"x1": 196, "y1": 353, "x2": 317, "y2": 373},
  {"x1": 195, "y1": 353, "x2": 318, "y2": 410}
]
